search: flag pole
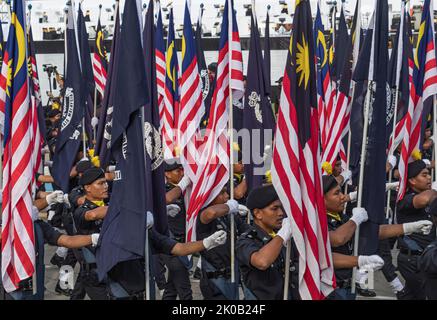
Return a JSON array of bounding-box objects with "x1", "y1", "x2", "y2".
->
[
  {"x1": 343, "y1": 83, "x2": 356, "y2": 211},
  {"x1": 136, "y1": 0, "x2": 150, "y2": 300},
  {"x1": 228, "y1": 0, "x2": 236, "y2": 286},
  {"x1": 351, "y1": 79, "x2": 373, "y2": 294},
  {"x1": 283, "y1": 240, "x2": 291, "y2": 300}
]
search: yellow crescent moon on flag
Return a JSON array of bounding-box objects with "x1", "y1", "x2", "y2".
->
[
  {"x1": 97, "y1": 31, "x2": 104, "y2": 57},
  {"x1": 317, "y1": 30, "x2": 327, "y2": 67},
  {"x1": 414, "y1": 21, "x2": 426, "y2": 69},
  {"x1": 11, "y1": 13, "x2": 26, "y2": 78},
  {"x1": 166, "y1": 42, "x2": 174, "y2": 83},
  {"x1": 181, "y1": 36, "x2": 186, "y2": 61}
]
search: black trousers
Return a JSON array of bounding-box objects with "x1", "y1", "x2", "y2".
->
[
  {"x1": 378, "y1": 238, "x2": 398, "y2": 283},
  {"x1": 161, "y1": 255, "x2": 192, "y2": 300},
  {"x1": 397, "y1": 253, "x2": 426, "y2": 300},
  {"x1": 70, "y1": 268, "x2": 108, "y2": 300}
]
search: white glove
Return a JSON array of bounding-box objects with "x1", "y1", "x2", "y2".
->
[
  {"x1": 385, "y1": 182, "x2": 399, "y2": 191},
  {"x1": 423, "y1": 159, "x2": 431, "y2": 167},
  {"x1": 177, "y1": 176, "x2": 191, "y2": 193},
  {"x1": 91, "y1": 116, "x2": 99, "y2": 128},
  {"x1": 63, "y1": 194, "x2": 71, "y2": 208},
  {"x1": 166, "y1": 204, "x2": 181, "y2": 218},
  {"x1": 358, "y1": 255, "x2": 384, "y2": 271},
  {"x1": 146, "y1": 211, "x2": 154, "y2": 229},
  {"x1": 387, "y1": 155, "x2": 397, "y2": 169},
  {"x1": 45, "y1": 190, "x2": 64, "y2": 205},
  {"x1": 108, "y1": 165, "x2": 116, "y2": 172},
  {"x1": 403, "y1": 220, "x2": 433, "y2": 235},
  {"x1": 277, "y1": 217, "x2": 292, "y2": 243},
  {"x1": 348, "y1": 191, "x2": 357, "y2": 202},
  {"x1": 238, "y1": 204, "x2": 249, "y2": 217},
  {"x1": 350, "y1": 207, "x2": 368, "y2": 226},
  {"x1": 226, "y1": 199, "x2": 239, "y2": 214},
  {"x1": 41, "y1": 145, "x2": 50, "y2": 155},
  {"x1": 91, "y1": 233, "x2": 99, "y2": 247},
  {"x1": 44, "y1": 160, "x2": 53, "y2": 167},
  {"x1": 432, "y1": 181, "x2": 437, "y2": 191},
  {"x1": 203, "y1": 230, "x2": 227, "y2": 251},
  {"x1": 340, "y1": 170, "x2": 352, "y2": 184}
]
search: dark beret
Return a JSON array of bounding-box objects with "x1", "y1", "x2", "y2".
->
[
  {"x1": 76, "y1": 160, "x2": 93, "y2": 174},
  {"x1": 208, "y1": 62, "x2": 217, "y2": 73},
  {"x1": 246, "y1": 184, "x2": 279, "y2": 210},
  {"x1": 322, "y1": 175, "x2": 338, "y2": 194},
  {"x1": 79, "y1": 167, "x2": 105, "y2": 186},
  {"x1": 164, "y1": 158, "x2": 182, "y2": 172},
  {"x1": 407, "y1": 160, "x2": 427, "y2": 179}
]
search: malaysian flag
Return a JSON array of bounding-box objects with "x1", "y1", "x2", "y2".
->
[
  {"x1": 95, "y1": 0, "x2": 120, "y2": 169},
  {"x1": 398, "y1": 0, "x2": 437, "y2": 200},
  {"x1": 162, "y1": 7, "x2": 179, "y2": 159},
  {"x1": 178, "y1": 1, "x2": 205, "y2": 181},
  {"x1": 321, "y1": 9, "x2": 353, "y2": 168},
  {"x1": 92, "y1": 10, "x2": 108, "y2": 97},
  {"x1": 155, "y1": 3, "x2": 168, "y2": 156},
  {"x1": 186, "y1": 0, "x2": 244, "y2": 242},
  {"x1": 314, "y1": 1, "x2": 333, "y2": 154},
  {"x1": 271, "y1": 0, "x2": 335, "y2": 300},
  {"x1": 1, "y1": 0, "x2": 36, "y2": 293},
  {"x1": 27, "y1": 25, "x2": 44, "y2": 184}
]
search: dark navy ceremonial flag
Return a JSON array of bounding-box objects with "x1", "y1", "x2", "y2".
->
[
  {"x1": 353, "y1": 0, "x2": 389, "y2": 255},
  {"x1": 52, "y1": 4, "x2": 85, "y2": 192},
  {"x1": 243, "y1": 12, "x2": 276, "y2": 192},
  {"x1": 143, "y1": 0, "x2": 168, "y2": 236},
  {"x1": 96, "y1": 1, "x2": 121, "y2": 169},
  {"x1": 77, "y1": 4, "x2": 95, "y2": 142},
  {"x1": 331, "y1": 5, "x2": 349, "y2": 83},
  {"x1": 263, "y1": 7, "x2": 271, "y2": 97},
  {"x1": 97, "y1": 0, "x2": 149, "y2": 281}
]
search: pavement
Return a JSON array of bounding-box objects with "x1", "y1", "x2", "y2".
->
[{"x1": 43, "y1": 244, "x2": 400, "y2": 300}]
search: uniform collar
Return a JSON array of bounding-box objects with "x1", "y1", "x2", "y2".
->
[
  {"x1": 253, "y1": 223, "x2": 274, "y2": 242},
  {"x1": 327, "y1": 211, "x2": 342, "y2": 222}
]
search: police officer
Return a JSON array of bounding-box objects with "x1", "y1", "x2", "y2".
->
[
  {"x1": 196, "y1": 187, "x2": 250, "y2": 300},
  {"x1": 105, "y1": 212, "x2": 227, "y2": 300},
  {"x1": 397, "y1": 160, "x2": 437, "y2": 299},
  {"x1": 160, "y1": 158, "x2": 193, "y2": 300},
  {"x1": 419, "y1": 197, "x2": 437, "y2": 299},
  {"x1": 236, "y1": 184, "x2": 299, "y2": 300},
  {"x1": 322, "y1": 175, "x2": 432, "y2": 299},
  {"x1": 71, "y1": 167, "x2": 110, "y2": 300},
  {"x1": 0, "y1": 200, "x2": 99, "y2": 300}
]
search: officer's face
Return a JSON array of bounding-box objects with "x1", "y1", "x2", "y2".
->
[
  {"x1": 324, "y1": 185, "x2": 347, "y2": 213},
  {"x1": 85, "y1": 178, "x2": 109, "y2": 200},
  {"x1": 408, "y1": 168, "x2": 432, "y2": 192},
  {"x1": 233, "y1": 162, "x2": 244, "y2": 174},
  {"x1": 333, "y1": 161, "x2": 342, "y2": 177},
  {"x1": 254, "y1": 200, "x2": 284, "y2": 231},
  {"x1": 211, "y1": 188, "x2": 229, "y2": 205},
  {"x1": 165, "y1": 167, "x2": 184, "y2": 184}
]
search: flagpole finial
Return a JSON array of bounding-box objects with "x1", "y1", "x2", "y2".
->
[
  {"x1": 267, "y1": 5, "x2": 271, "y2": 10},
  {"x1": 200, "y1": 3, "x2": 204, "y2": 9},
  {"x1": 28, "y1": 4, "x2": 32, "y2": 11},
  {"x1": 99, "y1": 4, "x2": 102, "y2": 9}
]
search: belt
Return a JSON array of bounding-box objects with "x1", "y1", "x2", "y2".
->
[
  {"x1": 17, "y1": 278, "x2": 33, "y2": 291},
  {"x1": 206, "y1": 269, "x2": 231, "y2": 279},
  {"x1": 336, "y1": 279, "x2": 351, "y2": 289},
  {"x1": 399, "y1": 248, "x2": 422, "y2": 256}
]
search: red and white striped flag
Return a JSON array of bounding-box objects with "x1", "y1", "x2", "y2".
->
[
  {"x1": 398, "y1": 0, "x2": 437, "y2": 200},
  {"x1": 271, "y1": 0, "x2": 335, "y2": 300},
  {"x1": 92, "y1": 14, "x2": 108, "y2": 97},
  {"x1": 185, "y1": 0, "x2": 244, "y2": 242},
  {"x1": 178, "y1": 1, "x2": 205, "y2": 181},
  {"x1": 1, "y1": 0, "x2": 36, "y2": 293}
]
